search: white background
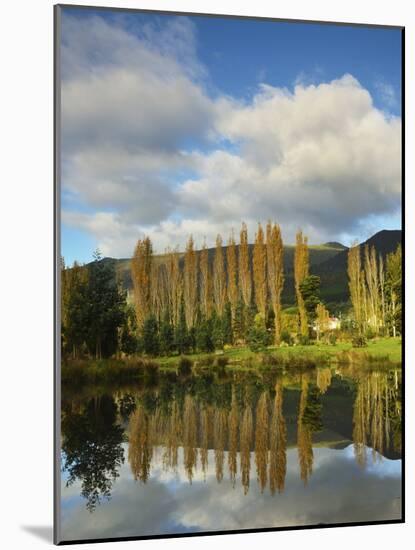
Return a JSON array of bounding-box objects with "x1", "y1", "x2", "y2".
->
[{"x1": 0, "y1": 0, "x2": 412, "y2": 548}]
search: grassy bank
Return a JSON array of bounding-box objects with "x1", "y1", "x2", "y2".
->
[
  {"x1": 157, "y1": 337, "x2": 401, "y2": 367},
  {"x1": 61, "y1": 337, "x2": 401, "y2": 386}
]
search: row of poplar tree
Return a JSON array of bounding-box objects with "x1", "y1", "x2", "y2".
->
[
  {"x1": 61, "y1": 222, "x2": 402, "y2": 359},
  {"x1": 130, "y1": 222, "x2": 325, "y2": 356},
  {"x1": 347, "y1": 242, "x2": 402, "y2": 338}
]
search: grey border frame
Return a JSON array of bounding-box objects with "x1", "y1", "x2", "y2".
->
[
  {"x1": 54, "y1": 4, "x2": 62, "y2": 546},
  {"x1": 53, "y1": 4, "x2": 405, "y2": 545}
]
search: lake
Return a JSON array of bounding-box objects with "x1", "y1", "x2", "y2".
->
[{"x1": 59, "y1": 364, "x2": 402, "y2": 542}]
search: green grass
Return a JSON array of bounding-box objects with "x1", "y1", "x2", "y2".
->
[
  {"x1": 61, "y1": 337, "x2": 402, "y2": 386},
  {"x1": 159, "y1": 337, "x2": 402, "y2": 368}
]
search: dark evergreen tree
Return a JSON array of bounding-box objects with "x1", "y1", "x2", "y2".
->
[
  {"x1": 266, "y1": 307, "x2": 275, "y2": 341},
  {"x1": 299, "y1": 275, "x2": 321, "y2": 326},
  {"x1": 63, "y1": 263, "x2": 89, "y2": 358},
  {"x1": 159, "y1": 310, "x2": 175, "y2": 355},
  {"x1": 247, "y1": 313, "x2": 268, "y2": 352},
  {"x1": 223, "y1": 301, "x2": 233, "y2": 345},
  {"x1": 303, "y1": 386, "x2": 323, "y2": 432},
  {"x1": 196, "y1": 317, "x2": 215, "y2": 353},
  {"x1": 142, "y1": 315, "x2": 159, "y2": 356},
  {"x1": 212, "y1": 310, "x2": 224, "y2": 350},
  {"x1": 120, "y1": 304, "x2": 138, "y2": 356},
  {"x1": 175, "y1": 300, "x2": 189, "y2": 354},
  {"x1": 233, "y1": 298, "x2": 246, "y2": 343},
  {"x1": 61, "y1": 396, "x2": 125, "y2": 512},
  {"x1": 86, "y1": 251, "x2": 126, "y2": 358},
  {"x1": 188, "y1": 326, "x2": 197, "y2": 354}
]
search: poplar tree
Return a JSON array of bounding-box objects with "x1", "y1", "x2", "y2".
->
[
  {"x1": 379, "y1": 254, "x2": 386, "y2": 331},
  {"x1": 227, "y1": 231, "x2": 238, "y2": 320},
  {"x1": 200, "y1": 240, "x2": 212, "y2": 319},
  {"x1": 183, "y1": 235, "x2": 198, "y2": 328},
  {"x1": 347, "y1": 244, "x2": 363, "y2": 334},
  {"x1": 131, "y1": 237, "x2": 153, "y2": 329},
  {"x1": 213, "y1": 234, "x2": 226, "y2": 316},
  {"x1": 253, "y1": 223, "x2": 267, "y2": 319},
  {"x1": 386, "y1": 244, "x2": 402, "y2": 337},
  {"x1": 151, "y1": 264, "x2": 168, "y2": 324},
  {"x1": 364, "y1": 245, "x2": 380, "y2": 335},
  {"x1": 294, "y1": 230, "x2": 309, "y2": 337},
  {"x1": 239, "y1": 222, "x2": 252, "y2": 307},
  {"x1": 266, "y1": 222, "x2": 284, "y2": 345},
  {"x1": 165, "y1": 247, "x2": 182, "y2": 328},
  {"x1": 315, "y1": 302, "x2": 330, "y2": 342},
  {"x1": 62, "y1": 260, "x2": 89, "y2": 358}
]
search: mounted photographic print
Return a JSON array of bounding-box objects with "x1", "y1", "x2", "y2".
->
[{"x1": 54, "y1": 4, "x2": 404, "y2": 545}]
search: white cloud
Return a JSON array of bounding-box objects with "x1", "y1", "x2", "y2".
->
[
  {"x1": 178, "y1": 75, "x2": 401, "y2": 244},
  {"x1": 61, "y1": 13, "x2": 401, "y2": 259},
  {"x1": 61, "y1": 14, "x2": 215, "y2": 232}
]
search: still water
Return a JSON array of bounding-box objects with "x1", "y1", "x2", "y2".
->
[{"x1": 60, "y1": 365, "x2": 402, "y2": 541}]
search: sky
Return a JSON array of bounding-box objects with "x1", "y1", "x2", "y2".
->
[{"x1": 60, "y1": 7, "x2": 402, "y2": 265}]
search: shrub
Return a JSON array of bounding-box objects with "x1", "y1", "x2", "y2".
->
[
  {"x1": 247, "y1": 324, "x2": 268, "y2": 352},
  {"x1": 281, "y1": 330, "x2": 294, "y2": 346},
  {"x1": 352, "y1": 335, "x2": 367, "y2": 348},
  {"x1": 328, "y1": 332, "x2": 337, "y2": 346},
  {"x1": 297, "y1": 334, "x2": 311, "y2": 346}
]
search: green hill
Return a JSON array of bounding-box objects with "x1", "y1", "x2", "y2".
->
[{"x1": 314, "y1": 229, "x2": 402, "y2": 304}]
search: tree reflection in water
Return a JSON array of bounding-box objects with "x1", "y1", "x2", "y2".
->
[
  {"x1": 61, "y1": 395, "x2": 125, "y2": 511},
  {"x1": 61, "y1": 366, "x2": 401, "y2": 511}
]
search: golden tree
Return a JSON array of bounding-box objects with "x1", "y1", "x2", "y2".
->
[
  {"x1": 200, "y1": 240, "x2": 212, "y2": 319},
  {"x1": 347, "y1": 244, "x2": 363, "y2": 333},
  {"x1": 315, "y1": 302, "x2": 330, "y2": 342},
  {"x1": 227, "y1": 230, "x2": 238, "y2": 320},
  {"x1": 316, "y1": 367, "x2": 332, "y2": 394},
  {"x1": 266, "y1": 222, "x2": 284, "y2": 344},
  {"x1": 199, "y1": 404, "x2": 211, "y2": 478},
  {"x1": 183, "y1": 236, "x2": 198, "y2": 328},
  {"x1": 364, "y1": 245, "x2": 380, "y2": 334},
  {"x1": 151, "y1": 264, "x2": 168, "y2": 323},
  {"x1": 163, "y1": 400, "x2": 182, "y2": 471},
  {"x1": 379, "y1": 254, "x2": 386, "y2": 330},
  {"x1": 183, "y1": 395, "x2": 198, "y2": 483},
  {"x1": 269, "y1": 380, "x2": 287, "y2": 494},
  {"x1": 239, "y1": 222, "x2": 252, "y2": 307},
  {"x1": 294, "y1": 230, "x2": 309, "y2": 336},
  {"x1": 131, "y1": 237, "x2": 153, "y2": 328},
  {"x1": 129, "y1": 405, "x2": 152, "y2": 483},
  {"x1": 240, "y1": 404, "x2": 253, "y2": 495},
  {"x1": 213, "y1": 234, "x2": 226, "y2": 316},
  {"x1": 213, "y1": 408, "x2": 227, "y2": 483},
  {"x1": 253, "y1": 223, "x2": 267, "y2": 318},
  {"x1": 165, "y1": 247, "x2": 182, "y2": 327},
  {"x1": 255, "y1": 391, "x2": 269, "y2": 493},
  {"x1": 228, "y1": 389, "x2": 239, "y2": 487}
]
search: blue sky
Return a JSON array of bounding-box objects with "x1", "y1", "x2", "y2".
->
[{"x1": 60, "y1": 7, "x2": 402, "y2": 264}]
